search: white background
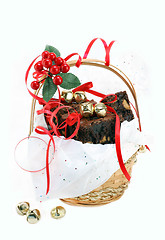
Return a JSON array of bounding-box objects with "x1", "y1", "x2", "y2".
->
[{"x1": 1, "y1": 0, "x2": 164, "y2": 239}]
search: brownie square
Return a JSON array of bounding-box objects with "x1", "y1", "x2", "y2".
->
[{"x1": 45, "y1": 91, "x2": 134, "y2": 144}]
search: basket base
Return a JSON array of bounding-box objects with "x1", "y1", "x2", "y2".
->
[
  {"x1": 60, "y1": 192, "x2": 124, "y2": 207},
  {"x1": 60, "y1": 149, "x2": 139, "y2": 206}
]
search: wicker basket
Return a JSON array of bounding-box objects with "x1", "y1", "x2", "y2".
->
[{"x1": 29, "y1": 58, "x2": 143, "y2": 206}]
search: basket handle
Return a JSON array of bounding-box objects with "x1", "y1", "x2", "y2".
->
[{"x1": 29, "y1": 58, "x2": 141, "y2": 136}]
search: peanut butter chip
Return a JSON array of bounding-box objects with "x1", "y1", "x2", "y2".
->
[
  {"x1": 122, "y1": 100, "x2": 131, "y2": 110},
  {"x1": 100, "y1": 136, "x2": 106, "y2": 143}
]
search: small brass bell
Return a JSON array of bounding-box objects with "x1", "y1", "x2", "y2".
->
[
  {"x1": 26, "y1": 209, "x2": 41, "y2": 224},
  {"x1": 74, "y1": 91, "x2": 87, "y2": 103},
  {"x1": 80, "y1": 102, "x2": 94, "y2": 117},
  {"x1": 51, "y1": 206, "x2": 66, "y2": 219},
  {"x1": 16, "y1": 202, "x2": 30, "y2": 216},
  {"x1": 61, "y1": 90, "x2": 74, "y2": 103},
  {"x1": 94, "y1": 102, "x2": 107, "y2": 117}
]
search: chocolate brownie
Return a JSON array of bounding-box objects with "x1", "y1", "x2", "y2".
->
[{"x1": 45, "y1": 91, "x2": 134, "y2": 144}]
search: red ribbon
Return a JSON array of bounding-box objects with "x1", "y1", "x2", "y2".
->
[
  {"x1": 34, "y1": 126, "x2": 55, "y2": 194},
  {"x1": 64, "y1": 53, "x2": 82, "y2": 67},
  {"x1": 33, "y1": 70, "x2": 48, "y2": 81},
  {"x1": 106, "y1": 105, "x2": 131, "y2": 180},
  {"x1": 14, "y1": 136, "x2": 54, "y2": 173},
  {"x1": 64, "y1": 38, "x2": 115, "y2": 67},
  {"x1": 23, "y1": 38, "x2": 148, "y2": 195},
  {"x1": 83, "y1": 38, "x2": 115, "y2": 66}
]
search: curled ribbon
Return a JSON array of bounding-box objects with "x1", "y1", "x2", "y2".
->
[
  {"x1": 33, "y1": 71, "x2": 48, "y2": 82},
  {"x1": 22, "y1": 38, "x2": 147, "y2": 195},
  {"x1": 83, "y1": 37, "x2": 115, "y2": 66},
  {"x1": 64, "y1": 53, "x2": 82, "y2": 67},
  {"x1": 36, "y1": 101, "x2": 81, "y2": 194}
]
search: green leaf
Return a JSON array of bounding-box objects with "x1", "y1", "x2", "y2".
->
[
  {"x1": 44, "y1": 45, "x2": 61, "y2": 57},
  {"x1": 58, "y1": 73, "x2": 81, "y2": 89},
  {"x1": 42, "y1": 77, "x2": 57, "y2": 102}
]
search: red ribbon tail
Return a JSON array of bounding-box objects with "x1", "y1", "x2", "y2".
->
[
  {"x1": 106, "y1": 106, "x2": 131, "y2": 181},
  {"x1": 105, "y1": 40, "x2": 116, "y2": 66},
  {"x1": 35, "y1": 126, "x2": 55, "y2": 195},
  {"x1": 145, "y1": 145, "x2": 151, "y2": 151},
  {"x1": 83, "y1": 38, "x2": 115, "y2": 66},
  {"x1": 115, "y1": 113, "x2": 131, "y2": 181},
  {"x1": 83, "y1": 38, "x2": 107, "y2": 59},
  {"x1": 73, "y1": 81, "x2": 93, "y2": 93}
]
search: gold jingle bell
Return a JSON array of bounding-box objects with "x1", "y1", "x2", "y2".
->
[
  {"x1": 16, "y1": 202, "x2": 30, "y2": 216},
  {"x1": 94, "y1": 102, "x2": 107, "y2": 117},
  {"x1": 51, "y1": 206, "x2": 66, "y2": 219},
  {"x1": 26, "y1": 209, "x2": 41, "y2": 224},
  {"x1": 80, "y1": 102, "x2": 94, "y2": 117},
  {"x1": 61, "y1": 90, "x2": 74, "y2": 103},
  {"x1": 74, "y1": 91, "x2": 87, "y2": 103}
]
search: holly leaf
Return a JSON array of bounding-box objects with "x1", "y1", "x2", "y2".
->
[
  {"x1": 42, "y1": 77, "x2": 57, "y2": 102},
  {"x1": 45, "y1": 45, "x2": 60, "y2": 57},
  {"x1": 58, "y1": 73, "x2": 81, "y2": 89}
]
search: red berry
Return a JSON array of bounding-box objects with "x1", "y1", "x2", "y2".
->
[
  {"x1": 31, "y1": 81, "x2": 40, "y2": 90},
  {"x1": 34, "y1": 61, "x2": 43, "y2": 72},
  {"x1": 42, "y1": 58, "x2": 52, "y2": 68},
  {"x1": 60, "y1": 63, "x2": 70, "y2": 73},
  {"x1": 53, "y1": 75, "x2": 63, "y2": 85},
  {"x1": 48, "y1": 52, "x2": 56, "y2": 61},
  {"x1": 42, "y1": 51, "x2": 50, "y2": 59},
  {"x1": 50, "y1": 65, "x2": 60, "y2": 75},
  {"x1": 54, "y1": 57, "x2": 64, "y2": 66}
]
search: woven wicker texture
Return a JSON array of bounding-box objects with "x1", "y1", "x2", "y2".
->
[{"x1": 61, "y1": 149, "x2": 139, "y2": 206}]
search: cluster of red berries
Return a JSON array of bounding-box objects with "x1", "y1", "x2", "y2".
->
[{"x1": 31, "y1": 51, "x2": 70, "y2": 90}]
